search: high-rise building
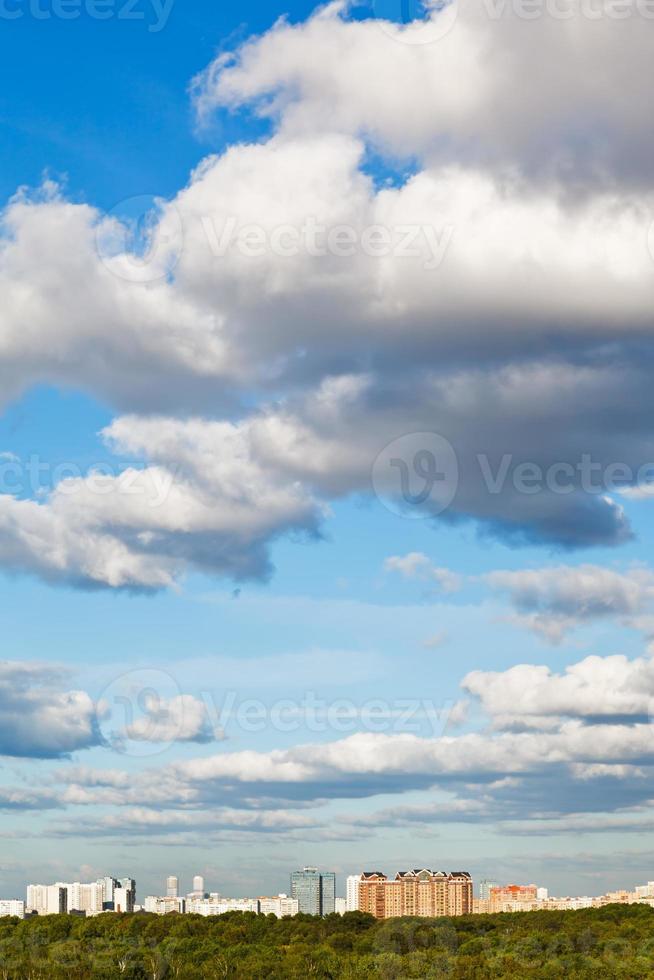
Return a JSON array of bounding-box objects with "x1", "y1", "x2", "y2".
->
[
  {"x1": 357, "y1": 870, "x2": 473, "y2": 919},
  {"x1": 334, "y1": 897, "x2": 347, "y2": 915},
  {"x1": 113, "y1": 887, "x2": 135, "y2": 913},
  {"x1": 321, "y1": 871, "x2": 336, "y2": 915},
  {"x1": 193, "y1": 875, "x2": 205, "y2": 895},
  {"x1": 346, "y1": 875, "x2": 360, "y2": 912},
  {"x1": 166, "y1": 876, "x2": 179, "y2": 898},
  {"x1": 97, "y1": 877, "x2": 120, "y2": 910},
  {"x1": 26, "y1": 884, "x2": 67, "y2": 915},
  {"x1": 290, "y1": 868, "x2": 336, "y2": 916},
  {"x1": 121, "y1": 878, "x2": 136, "y2": 895},
  {"x1": 67, "y1": 881, "x2": 104, "y2": 914}
]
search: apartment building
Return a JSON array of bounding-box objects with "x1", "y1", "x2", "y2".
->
[
  {"x1": 0, "y1": 900, "x2": 25, "y2": 918},
  {"x1": 144, "y1": 895, "x2": 186, "y2": 914},
  {"x1": 26, "y1": 884, "x2": 67, "y2": 915},
  {"x1": 356, "y1": 869, "x2": 473, "y2": 919},
  {"x1": 346, "y1": 874, "x2": 360, "y2": 912},
  {"x1": 258, "y1": 895, "x2": 299, "y2": 917},
  {"x1": 185, "y1": 897, "x2": 258, "y2": 915},
  {"x1": 488, "y1": 884, "x2": 540, "y2": 913}
]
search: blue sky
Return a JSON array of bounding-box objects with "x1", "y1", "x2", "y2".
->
[{"x1": 2, "y1": 0, "x2": 654, "y2": 903}]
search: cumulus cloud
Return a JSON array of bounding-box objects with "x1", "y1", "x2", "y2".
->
[
  {"x1": 384, "y1": 552, "x2": 462, "y2": 593},
  {"x1": 4, "y1": 365, "x2": 643, "y2": 590},
  {"x1": 32, "y1": 716, "x2": 654, "y2": 843},
  {"x1": 463, "y1": 652, "x2": 654, "y2": 729},
  {"x1": 50, "y1": 713, "x2": 654, "y2": 808},
  {"x1": 122, "y1": 694, "x2": 220, "y2": 744},
  {"x1": 0, "y1": 787, "x2": 63, "y2": 811},
  {"x1": 196, "y1": 1, "x2": 654, "y2": 185},
  {"x1": 0, "y1": 186, "x2": 230, "y2": 414},
  {"x1": 1, "y1": 3, "x2": 654, "y2": 587},
  {"x1": 49, "y1": 806, "x2": 319, "y2": 839},
  {"x1": 0, "y1": 420, "x2": 321, "y2": 588},
  {"x1": 0, "y1": 643, "x2": 643, "y2": 834},
  {"x1": 486, "y1": 564, "x2": 654, "y2": 640},
  {"x1": 0, "y1": 662, "x2": 100, "y2": 759}
]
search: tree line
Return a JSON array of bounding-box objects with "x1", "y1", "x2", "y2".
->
[{"x1": 0, "y1": 904, "x2": 652, "y2": 978}]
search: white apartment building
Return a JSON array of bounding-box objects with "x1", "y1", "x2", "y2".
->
[
  {"x1": 97, "y1": 877, "x2": 117, "y2": 909},
  {"x1": 59, "y1": 881, "x2": 104, "y2": 914},
  {"x1": 0, "y1": 900, "x2": 24, "y2": 918},
  {"x1": 258, "y1": 894, "x2": 299, "y2": 917},
  {"x1": 335, "y1": 897, "x2": 347, "y2": 915},
  {"x1": 26, "y1": 885, "x2": 67, "y2": 915},
  {"x1": 114, "y1": 887, "x2": 134, "y2": 913},
  {"x1": 144, "y1": 895, "x2": 185, "y2": 914},
  {"x1": 186, "y1": 897, "x2": 259, "y2": 916},
  {"x1": 346, "y1": 875, "x2": 360, "y2": 912}
]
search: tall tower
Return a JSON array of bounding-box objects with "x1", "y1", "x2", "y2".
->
[
  {"x1": 193, "y1": 875, "x2": 205, "y2": 895},
  {"x1": 346, "y1": 875, "x2": 361, "y2": 912},
  {"x1": 121, "y1": 878, "x2": 136, "y2": 906},
  {"x1": 166, "y1": 875, "x2": 179, "y2": 898},
  {"x1": 290, "y1": 867, "x2": 336, "y2": 916}
]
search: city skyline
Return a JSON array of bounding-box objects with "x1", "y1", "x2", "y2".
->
[
  {"x1": 7, "y1": 866, "x2": 654, "y2": 923},
  {"x1": 2, "y1": 0, "x2": 654, "y2": 903}
]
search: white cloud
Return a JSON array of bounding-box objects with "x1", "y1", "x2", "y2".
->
[
  {"x1": 196, "y1": 2, "x2": 654, "y2": 183},
  {"x1": 122, "y1": 694, "x2": 220, "y2": 744},
  {"x1": 0, "y1": 4, "x2": 654, "y2": 588},
  {"x1": 384, "y1": 552, "x2": 462, "y2": 593},
  {"x1": 463, "y1": 652, "x2": 654, "y2": 730},
  {"x1": 486, "y1": 564, "x2": 654, "y2": 640},
  {"x1": 0, "y1": 662, "x2": 99, "y2": 759},
  {"x1": 0, "y1": 418, "x2": 322, "y2": 588},
  {"x1": 1, "y1": 644, "x2": 647, "y2": 833}
]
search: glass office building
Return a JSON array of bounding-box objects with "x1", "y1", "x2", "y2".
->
[{"x1": 291, "y1": 867, "x2": 336, "y2": 916}]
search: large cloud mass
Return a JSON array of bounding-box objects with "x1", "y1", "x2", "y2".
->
[{"x1": 1, "y1": 2, "x2": 654, "y2": 587}]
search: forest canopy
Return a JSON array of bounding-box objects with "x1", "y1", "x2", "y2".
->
[{"x1": 0, "y1": 904, "x2": 652, "y2": 978}]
